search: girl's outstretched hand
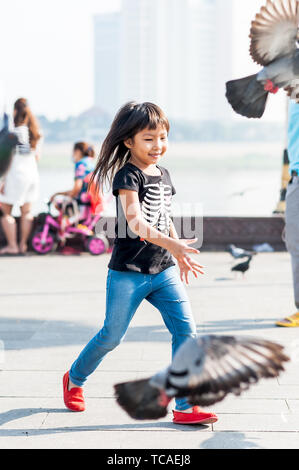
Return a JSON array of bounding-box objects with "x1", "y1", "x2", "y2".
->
[
  {"x1": 167, "y1": 238, "x2": 204, "y2": 285},
  {"x1": 168, "y1": 238, "x2": 199, "y2": 264},
  {"x1": 177, "y1": 256, "x2": 205, "y2": 285}
]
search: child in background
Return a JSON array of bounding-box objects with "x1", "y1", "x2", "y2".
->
[
  {"x1": 51, "y1": 142, "x2": 103, "y2": 226},
  {"x1": 63, "y1": 102, "x2": 218, "y2": 425}
]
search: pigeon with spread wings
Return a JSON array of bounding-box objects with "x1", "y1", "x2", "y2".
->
[
  {"x1": 226, "y1": 0, "x2": 299, "y2": 118},
  {"x1": 0, "y1": 114, "x2": 19, "y2": 178},
  {"x1": 114, "y1": 335, "x2": 289, "y2": 420}
]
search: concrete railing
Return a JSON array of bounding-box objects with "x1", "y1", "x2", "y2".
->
[{"x1": 0, "y1": 215, "x2": 286, "y2": 252}]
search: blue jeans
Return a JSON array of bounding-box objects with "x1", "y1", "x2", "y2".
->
[{"x1": 70, "y1": 265, "x2": 197, "y2": 410}]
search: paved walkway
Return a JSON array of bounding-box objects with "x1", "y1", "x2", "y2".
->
[{"x1": 0, "y1": 252, "x2": 299, "y2": 449}]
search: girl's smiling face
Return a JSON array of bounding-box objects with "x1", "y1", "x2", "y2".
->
[{"x1": 124, "y1": 124, "x2": 168, "y2": 169}]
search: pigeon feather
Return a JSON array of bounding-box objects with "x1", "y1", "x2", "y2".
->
[
  {"x1": 249, "y1": 0, "x2": 299, "y2": 66},
  {"x1": 114, "y1": 335, "x2": 289, "y2": 420}
]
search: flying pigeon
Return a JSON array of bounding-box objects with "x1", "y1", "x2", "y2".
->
[
  {"x1": 227, "y1": 244, "x2": 255, "y2": 260},
  {"x1": 0, "y1": 114, "x2": 19, "y2": 178},
  {"x1": 114, "y1": 335, "x2": 289, "y2": 420},
  {"x1": 226, "y1": 0, "x2": 299, "y2": 118}
]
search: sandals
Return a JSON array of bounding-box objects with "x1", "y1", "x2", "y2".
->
[
  {"x1": 276, "y1": 313, "x2": 299, "y2": 328},
  {"x1": 173, "y1": 406, "x2": 218, "y2": 425},
  {"x1": 63, "y1": 371, "x2": 85, "y2": 412}
]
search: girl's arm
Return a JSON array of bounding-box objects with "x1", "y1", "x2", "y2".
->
[
  {"x1": 0, "y1": 179, "x2": 5, "y2": 194},
  {"x1": 169, "y1": 218, "x2": 179, "y2": 240},
  {"x1": 51, "y1": 180, "x2": 83, "y2": 201},
  {"x1": 119, "y1": 189, "x2": 200, "y2": 270},
  {"x1": 169, "y1": 219, "x2": 204, "y2": 284},
  {"x1": 35, "y1": 135, "x2": 43, "y2": 162}
]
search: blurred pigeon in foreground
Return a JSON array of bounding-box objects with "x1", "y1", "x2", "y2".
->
[
  {"x1": 114, "y1": 335, "x2": 289, "y2": 420},
  {"x1": 226, "y1": 0, "x2": 299, "y2": 118},
  {"x1": 0, "y1": 114, "x2": 19, "y2": 177},
  {"x1": 227, "y1": 244, "x2": 255, "y2": 260}
]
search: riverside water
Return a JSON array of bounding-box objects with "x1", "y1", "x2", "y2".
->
[{"x1": 17, "y1": 141, "x2": 283, "y2": 218}]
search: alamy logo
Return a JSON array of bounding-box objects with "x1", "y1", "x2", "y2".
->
[
  {"x1": 142, "y1": 182, "x2": 172, "y2": 235},
  {"x1": 95, "y1": 185, "x2": 204, "y2": 247}
]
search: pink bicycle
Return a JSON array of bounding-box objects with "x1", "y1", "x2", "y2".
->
[{"x1": 31, "y1": 196, "x2": 109, "y2": 256}]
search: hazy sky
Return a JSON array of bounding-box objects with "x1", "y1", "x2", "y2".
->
[{"x1": 0, "y1": 0, "x2": 287, "y2": 122}]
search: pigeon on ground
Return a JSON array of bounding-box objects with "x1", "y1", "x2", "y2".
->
[
  {"x1": 226, "y1": 0, "x2": 299, "y2": 118},
  {"x1": 114, "y1": 335, "x2": 289, "y2": 420},
  {"x1": 0, "y1": 114, "x2": 19, "y2": 178},
  {"x1": 231, "y1": 255, "x2": 253, "y2": 277},
  {"x1": 227, "y1": 244, "x2": 255, "y2": 260}
]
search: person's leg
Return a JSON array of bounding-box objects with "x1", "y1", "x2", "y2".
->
[
  {"x1": 286, "y1": 181, "x2": 299, "y2": 309},
  {"x1": 146, "y1": 266, "x2": 197, "y2": 411},
  {"x1": 0, "y1": 203, "x2": 18, "y2": 254},
  {"x1": 277, "y1": 178, "x2": 299, "y2": 326},
  {"x1": 69, "y1": 270, "x2": 151, "y2": 387},
  {"x1": 19, "y1": 202, "x2": 34, "y2": 254}
]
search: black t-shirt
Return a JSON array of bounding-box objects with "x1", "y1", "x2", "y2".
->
[{"x1": 108, "y1": 162, "x2": 177, "y2": 274}]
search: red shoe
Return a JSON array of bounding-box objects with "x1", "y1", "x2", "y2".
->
[
  {"x1": 63, "y1": 371, "x2": 85, "y2": 412},
  {"x1": 173, "y1": 406, "x2": 218, "y2": 425}
]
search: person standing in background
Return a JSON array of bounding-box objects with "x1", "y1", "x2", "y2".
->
[
  {"x1": 277, "y1": 101, "x2": 299, "y2": 327},
  {"x1": 0, "y1": 98, "x2": 42, "y2": 255}
]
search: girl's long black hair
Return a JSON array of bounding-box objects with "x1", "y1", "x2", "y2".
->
[{"x1": 90, "y1": 101, "x2": 170, "y2": 191}]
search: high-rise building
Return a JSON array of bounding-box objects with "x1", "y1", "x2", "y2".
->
[
  {"x1": 94, "y1": 0, "x2": 233, "y2": 121},
  {"x1": 184, "y1": 0, "x2": 234, "y2": 121},
  {"x1": 94, "y1": 13, "x2": 121, "y2": 115}
]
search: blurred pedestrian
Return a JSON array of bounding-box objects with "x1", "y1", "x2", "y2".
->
[
  {"x1": 277, "y1": 101, "x2": 299, "y2": 327},
  {"x1": 0, "y1": 98, "x2": 42, "y2": 255}
]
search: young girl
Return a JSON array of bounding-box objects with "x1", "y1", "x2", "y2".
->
[
  {"x1": 63, "y1": 102, "x2": 218, "y2": 425},
  {"x1": 0, "y1": 98, "x2": 42, "y2": 255}
]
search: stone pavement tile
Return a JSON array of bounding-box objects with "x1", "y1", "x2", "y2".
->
[
  {"x1": 237, "y1": 380, "x2": 299, "y2": 400},
  {"x1": 0, "y1": 431, "x2": 215, "y2": 450},
  {"x1": 2, "y1": 347, "x2": 85, "y2": 371},
  {"x1": 1, "y1": 427, "x2": 299, "y2": 450},
  {"x1": 105, "y1": 343, "x2": 147, "y2": 361},
  {"x1": 197, "y1": 432, "x2": 299, "y2": 450},
  {"x1": 2, "y1": 349, "x2": 166, "y2": 373},
  {"x1": 1, "y1": 253, "x2": 298, "y2": 449},
  {"x1": 213, "y1": 413, "x2": 299, "y2": 432},
  {"x1": 0, "y1": 371, "x2": 138, "y2": 398},
  {"x1": 141, "y1": 345, "x2": 172, "y2": 361},
  {"x1": 0, "y1": 432, "x2": 121, "y2": 449},
  {"x1": 0, "y1": 398, "x2": 211, "y2": 444},
  {"x1": 210, "y1": 397, "x2": 289, "y2": 414},
  {"x1": 286, "y1": 400, "x2": 299, "y2": 413},
  {"x1": 0, "y1": 406, "x2": 48, "y2": 431},
  {"x1": 278, "y1": 364, "x2": 299, "y2": 385},
  {"x1": 40, "y1": 400, "x2": 211, "y2": 433},
  {"x1": 93, "y1": 359, "x2": 167, "y2": 373}
]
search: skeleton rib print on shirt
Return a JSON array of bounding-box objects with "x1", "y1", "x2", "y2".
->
[
  {"x1": 109, "y1": 162, "x2": 177, "y2": 274},
  {"x1": 142, "y1": 182, "x2": 173, "y2": 235}
]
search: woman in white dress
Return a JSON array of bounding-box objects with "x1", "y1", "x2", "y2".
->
[{"x1": 0, "y1": 98, "x2": 41, "y2": 255}]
